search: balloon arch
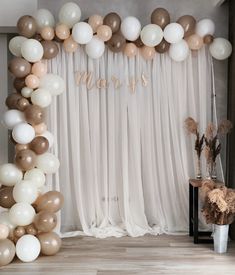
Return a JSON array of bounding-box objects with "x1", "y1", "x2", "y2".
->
[{"x1": 0, "y1": 2, "x2": 232, "y2": 267}]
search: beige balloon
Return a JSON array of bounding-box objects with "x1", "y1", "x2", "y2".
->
[
  {"x1": 186, "y1": 34, "x2": 203, "y2": 50},
  {"x1": 0, "y1": 224, "x2": 9, "y2": 240},
  {"x1": 33, "y1": 123, "x2": 47, "y2": 135},
  {"x1": 63, "y1": 36, "x2": 79, "y2": 53},
  {"x1": 37, "y1": 232, "x2": 61, "y2": 256},
  {"x1": 25, "y1": 74, "x2": 40, "y2": 89},
  {"x1": 97, "y1": 25, "x2": 112, "y2": 42},
  {"x1": 14, "y1": 226, "x2": 25, "y2": 239},
  {"x1": 124, "y1": 43, "x2": 138, "y2": 58},
  {"x1": 35, "y1": 191, "x2": 64, "y2": 213},
  {"x1": 55, "y1": 24, "x2": 70, "y2": 40},
  {"x1": 34, "y1": 211, "x2": 57, "y2": 232},
  {"x1": 141, "y1": 46, "x2": 155, "y2": 60},
  {"x1": 0, "y1": 239, "x2": 15, "y2": 266},
  {"x1": 40, "y1": 26, "x2": 55, "y2": 41},
  {"x1": 88, "y1": 15, "x2": 103, "y2": 33},
  {"x1": 32, "y1": 62, "x2": 47, "y2": 78}
]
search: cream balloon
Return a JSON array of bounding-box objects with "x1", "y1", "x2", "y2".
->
[
  {"x1": 209, "y1": 38, "x2": 232, "y2": 60},
  {"x1": 34, "y1": 9, "x2": 55, "y2": 30},
  {"x1": 0, "y1": 212, "x2": 16, "y2": 233},
  {"x1": 140, "y1": 24, "x2": 163, "y2": 47},
  {"x1": 2, "y1": 109, "x2": 25, "y2": 129},
  {"x1": 40, "y1": 130, "x2": 54, "y2": 148},
  {"x1": 97, "y1": 25, "x2": 112, "y2": 42},
  {"x1": 0, "y1": 224, "x2": 9, "y2": 240},
  {"x1": 121, "y1": 16, "x2": 141, "y2": 41},
  {"x1": 12, "y1": 123, "x2": 35, "y2": 144},
  {"x1": 85, "y1": 36, "x2": 105, "y2": 59},
  {"x1": 0, "y1": 163, "x2": 23, "y2": 187},
  {"x1": 36, "y1": 153, "x2": 60, "y2": 174},
  {"x1": 9, "y1": 202, "x2": 35, "y2": 226},
  {"x1": 169, "y1": 39, "x2": 189, "y2": 62},
  {"x1": 31, "y1": 88, "x2": 52, "y2": 108},
  {"x1": 13, "y1": 180, "x2": 38, "y2": 204},
  {"x1": 195, "y1": 18, "x2": 215, "y2": 37},
  {"x1": 72, "y1": 22, "x2": 93, "y2": 44},
  {"x1": 24, "y1": 168, "x2": 46, "y2": 188},
  {"x1": 164, "y1": 23, "x2": 184, "y2": 44},
  {"x1": 21, "y1": 39, "x2": 44, "y2": 63},
  {"x1": 58, "y1": 2, "x2": 81, "y2": 28},
  {"x1": 39, "y1": 74, "x2": 65, "y2": 96},
  {"x1": 9, "y1": 36, "x2": 27, "y2": 57},
  {"x1": 21, "y1": 87, "x2": 33, "y2": 98},
  {"x1": 16, "y1": 235, "x2": 41, "y2": 262}
]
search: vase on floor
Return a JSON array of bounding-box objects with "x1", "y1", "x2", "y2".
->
[{"x1": 213, "y1": 224, "x2": 229, "y2": 253}]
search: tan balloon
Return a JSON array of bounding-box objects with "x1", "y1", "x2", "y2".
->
[
  {"x1": 25, "y1": 223, "x2": 38, "y2": 235},
  {"x1": 97, "y1": 25, "x2": 112, "y2": 42},
  {"x1": 124, "y1": 43, "x2": 138, "y2": 58},
  {"x1": 0, "y1": 239, "x2": 15, "y2": 266},
  {"x1": 37, "y1": 232, "x2": 61, "y2": 256},
  {"x1": 15, "y1": 144, "x2": 29, "y2": 153},
  {"x1": 204, "y1": 34, "x2": 214, "y2": 45},
  {"x1": 88, "y1": 15, "x2": 103, "y2": 33},
  {"x1": 16, "y1": 97, "x2": 30, "y2": 111},
  {"x1": 186, "y1": 34, "x2": 203, "y2": 50},
  {"x1": 25, "y1": 74, "x2": 40, "y2": 89},
  {"x1": 63, "y1": 36, "x2": 78, "y2": 53},
  {"x1": 33, "y1": 122, "x2": 47, "y2": 135},
  {"x1": 55, "y1": 24, "x2": 70, "y2": 40},
  {"x1": 35, "y1": 191, "x2": 64, "y2": 213},
  {"x1": 14, "y1": 226, "x2": 25, "y2": 238},
  {"x1": 32, "y1": 62, "x2": 47, "y2": 78},
  {"x1": 141, "y1": 46, "x2": 155, "y2": 60},
  {"x1": 34, "y1": 211, "x2": 57, "y2": 232},
  {"x1": 0, "y1": 224, "x2": 9, "y2": 240},
  {"x1": 40, "y1": 26, "x2": 55, "y2": 41},
  {"x1": 24, "y1": 105, "x2": 45, "y2": 125}
]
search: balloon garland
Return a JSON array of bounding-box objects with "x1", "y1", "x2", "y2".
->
[{"x1": 0, "y1": 2, "x2": 233, "y2": 267}]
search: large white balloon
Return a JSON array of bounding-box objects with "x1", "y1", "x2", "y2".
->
[
  {"x1": 121, "y1": 16, "x2": 141, "y2": 41},
  {"x1": 0, "y1": 211, "x2": 16, "y2": 232},
  {"x1": 24, "y1": 168, "x2": 46, "y2": 188},
  {"x1": 31, "y1": 88, "x2": 52, "y2": 108},
  {"x1": 16, "y1": 235, "x2": 41, "y2": 262},
  {"x1": 12, "y1": 123, "x2": 35, "y2": 144},
  {"x1": 34, "y1": 9, "x2": 55, "y2": 30},
  {"x1": 21, "y1": 39, "x2": 44, "y2": 63},
  {"x1": 58, "y1": 2, "x2": 81, "y2": 28},
  {"x1": 140, "y1": 24, "x2": 163, "y2": 47},
  {"x1": 2, "y1": 109, "x2": 25, "y2": 129},
  {"x1": 9, "y1": 36, "x2": 27, "y2": 57},
  {"x1": 39, "y1": 74, "x2": 65, "y2": 96},
  {"x1": 13, "y1": 180, "x2": 38, "y2": 204},
  {"x1": 164, "y1": 23, "x2": 184, "y2": 44},
  {"x1": 21, "y1": 87, "x2": 33, "y2": 98},
  {"x1": 196, "y1": 19, "x2": 215, "y2": 37},
  {"x1": 0, "y1": 163, "x2": 23, "y2": 186},
  {"x1": 169, "y1": 39, "x2": 189, "y2": 62},
  {"x1": 72, "y1": 22, "x2": 93, "y2": 44},
  {"x1": 40, "y1": 130, "x2": 54, "y2": 148},
  {"x1": 85, "y1": 36, "x2": 105, "y2": 59},
  {"x1": 209, "y1": 38, "x2": 232, "y2": 60},
  {"x1": 36, "y1": 153, "x2": 60, "y2": 174},
  {"x1": 9, "y1": 202, "x2": 35, "y2": 226}
]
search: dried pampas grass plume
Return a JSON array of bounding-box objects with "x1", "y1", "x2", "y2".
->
[
  {"x1": 205, "y1": 123, "x2": 216, "y2": 140},
  {"x1": 217, "y1": 120, "x2": 233, "y2": 136},
  {"x1": 184, "y1": 117, "x2": 198, "y2": 135}
]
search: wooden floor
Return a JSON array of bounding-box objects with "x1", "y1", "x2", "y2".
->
[{"x1": 1, "y1": 234, "x2": 235, "y2": 274}]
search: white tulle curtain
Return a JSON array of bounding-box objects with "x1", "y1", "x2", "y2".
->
[{"x1": 45, "y1": 45, "x2": 219, "y2": 238}]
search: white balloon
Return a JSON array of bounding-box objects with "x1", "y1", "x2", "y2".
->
[
  {"x1": 36, "y1": 153, "x2": 60, "y2": 174},
  {"x1": 59, "y1": 2, "x2": 81, "y2": 28},
  {"x1": 196, "y1": 18, "x2": 215, "y2": 37},
  {"x1": 209, "y1": 38, "x2": 232, "y2": 60},
  {"x1": 121, "y1": 16, "x2": 141, "y2": 41},
  {"x1": 85, "y1": 36, "x2": 105, "y2": 59},
  {"x1": 72, "y1": 22, "x2": 93, "y2": 44},
  {"x1": 39, "y1": 74, "x2": 65, "y2": 96},
  {"x1": 21, "y1": 87, "x2": 33, "y2": 98},
  {"x1": 40, "y1": 131, "x2": 54, "y2": 148},
  {"x1": 31, "y1": 88, "x2": 52, "y2": 108},
  {"x1": 140, "y1": 24, "x2": 163, "y2": 47},
  {"x1": 9, "y1": 36, "x2": 27, "y2": 57},
  {"x1": 16, "y1": 235, "x2": 41, "y2": 262},
  {"x1": 9, "y1": 202, "x2": 35, "y2": 226},
  {"x1": 21, "y1": 39, "x2": 44, "y2": 63},
  {"x1": 24, "y1": 168, "x2": 46, "y2": 188},
  {"x1": 169, "y1": 39, "x2": 189, "y2": 62},
  {"x1": 0, "y1": 163, "x2": 23, "y2": 186},
  {"x1": 12, "y1": 123, "x2": 35, "y2": 144},
  {"x1": 13, "y1": 180, "x2": 38, "y2": 204},
  {"x1": 34, "y1": 9, "x2": 55, "y2": 30},
  {"x1": 164, "y1": 23, "x2": 184, "y2": 44},
  {"x1": 0, "y1": 212, "x2": 16, "y2": 232},
  {"x1": 2, "y1": 109, "x2": 25, "y2": 129}
]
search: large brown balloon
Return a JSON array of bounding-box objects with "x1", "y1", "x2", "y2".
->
[
  {"x1": 24, "y1": 105, "x2": 45, "y2": 125},
  {"x1": 8, "y1": 57, "x2": 31, "y2": 78},
  {"x1": 35, "y1": 191, "x2": 64, "y2": 213},
  {"x1": 0, "y1": 187, "x2": 15, "y2": 208},
  {"x1": 13, "y1": 78, "x2": 25, "y2": 92},
  {"x1": 151, "y1": 8, "x2": 170, "y2": 29},
  {"x1": 103, "y1": 12, "x2": 121, "y2": 33},
  {"x1": 14, "y1": 226, "x2": 25, "y2": 239},
  {"x1": 16, "y1": 98, "x2": 30, "y2": 111},
  {"x1": 37, "y1": 232, "x2": 61, "y2": 256},
  {"x1": 34, "y1": 211, "x2": 57, "y2": 232},
  {"x1": 107, "y1": 33, "x2": 126, "y2": 53},
  {"x1": 0, "y1": 239, "x2": 16, "y2": 267},
  {"x1": 30, "y1": 136, "x2": 49, "y2": 155},
  {"x1": 155, "y1": 38, "x2": 170, "y2": 53},
  {"x1": 5, "y1": 93, "x2": 22, "y2": 109},
  {"x1": 204, "y1": 34, "x2": 214, "y2": 45},
  {"x1": 177, "y1": 15, "x2": 196, "y2": 37},
  {"x1": 15, "y1": 149, "x2": 36, "y2": 171},
  {"x1": 41, "y1": 41, "x2": 59, "y2": 59},
  {"x1": 17, "y1": 15, "x2": 37, "y2": 38}
]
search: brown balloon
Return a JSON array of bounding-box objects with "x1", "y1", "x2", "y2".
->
[
  {"x1": 30, "y1": 136, "x2": 49, "y2": 155},
  {"x1": 16, "y1": 98, "x2": 30, "y2": 111},
  {"x1": 34, "y1": 211, "x2": 57, "y2": 232},
  {"x1": 5, "y1": 93, "x2": 22, "y2": 109},
  {"x1": 15, "y1": 149, "x2": 36, "y2": 171},
  {"x1": 177, "y1": 15, "x2": 196, "y2": 37},
  {"x1": 13, "y1": 78, "x2": 25, "y2": 92},
  {"x1": 0, "y1": 239, "x2": 16, "y2": 267},
  {"x1": 25, "y1": 224, "x2": 38, "y2": 235},
  {"x1": 17, "y1": 15, "x2": 37, "y2": 38},
  {"x1": 37, "y1": 232, "x2": 61, "y2": 256},
  {"x1": 151, "y1": 8, "x2": 170, "y2": 29},
  {"x1": 41, "y1": 41, "x2": 59, "y2": 59},
  {"x1": 33, "y1": 33, "x2": 43, "y2": 42},
  {"x1": 0, "y1": 187, "x2": 15, "y2": 208},
  {"x1": 14, "y1": 226, "x2": 25, "y2": 239},
  {"x1": 35, "y1": 191, "x2": 64, "y2": 213},
  {"x1": 204, "y1": 34, "x2": 214, "y2": 45},
  {"x1": 107, "y1": 33, "x2": 126, "y2": 53},
  {"x1": 24, "y1": 105, "x2": 45, "y2": 125},
  {"x1": 8, "y1": 57, "x2": 31, "y2": 78},
  {"x1": 133, "y1": 37, "x2": 144, "y2": 48},
  {"x1": 103, "y1": 12, "x2": 121, "y2": 33},
  {"x1": 155, "y1": 39, "x2": 170, "y2": 53}
]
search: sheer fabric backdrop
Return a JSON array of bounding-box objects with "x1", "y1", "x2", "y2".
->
[{"x1": 45, "y1": 45, "x2": 222, "y2": 238}]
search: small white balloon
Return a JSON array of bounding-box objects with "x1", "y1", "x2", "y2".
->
[
  {"x1": 36, "y1": 153, "x2": 60, "y2": 174},
  {"x1": 16, "y1": 235, "x2": 41, "y2": 262},
  {"x1": 0, "y1": 223, "x2": 10, "y2": 240},
  {"x1": 85, "y1": 36, "x2": 105, "y2": 59},
  {"x1": 21, "y1": 87, "x2": 33, "y2": 98},
  {"x1": 169, "y1": 39, "x2": 189, "y2": 62},
  {"x1": 24, "y1": 168, "x2": 46, "y2": 188},
  {"x1": 9, "y1": 36, "x2": 27, "y2": 57},
  {"x1": 2, "y1": 109, "x2": 25, "y2": 129},
  {"x1": 0, "y1": 163, "x2": 23, "y2": 186},
  {"x1": 39, "y1": 74, "x2": 65, "y2": 96},
  {"x1": 121, "y1": 16, "x2": 141, "y2": 41},
  {"x1": 59, "y1": 2, "x2": 81, "y2": 28},
  {"x1": 21, "y1": 39, "x2": 44, "y2": 63},
  {"x1": 140, "y1": 24, "x2": 163, "y2": 47},
  {"x1": 72, "y1": 22, "x2": 93, "y2": 44},
  {"x1": 34, "y1": 9, "x2": 55, "y2": 30},
  {"x1": 12, "y1": 123, "x2": 35, "y2": 144},
  {"x1": 196, "y1": 18, "x2": 215, "y2": 37},
  {"x1": 13, "y1": 180, "x2": 38, "y2": 204},
  {"x1": 209, "y1": 38, "x2": 232, "y2": 60},
  {"x1": 164, "y1": 23, "x2": 184, "y2": 44},
  {"x1": 31, "y1": 88, "x2": 52, "y2": 108},
  {"x1": 9, "y1": 202, "x2": 35, "y2": 226},
  {"x1": 40, "y1": 130, "x2": 54, "y2": 148}
]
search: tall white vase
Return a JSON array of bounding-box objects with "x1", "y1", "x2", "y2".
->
[{"x1": 213, "y1": 224, "x2": 229, "y2": 253}]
